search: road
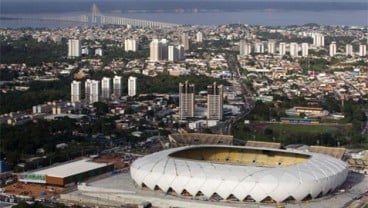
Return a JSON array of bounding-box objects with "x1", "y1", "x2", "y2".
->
[
  {"x1": 211, "y1": 53, "x2": 255, "y2": 136},
  {"x1": 361, "y1": 111, "x2": 368, "y2": 136}
]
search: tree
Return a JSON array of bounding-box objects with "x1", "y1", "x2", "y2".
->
[
  {"x1": 264, "y1": 128, "x2": 273, "y2": 136},
  {"x1": 93, "y1": 102, "x2": 109, "y2": 116},
  {"x1": 0, "y1": 78, "x2": 71, "y2": 114},
  {"x1": 0, "y1": 36, "x2": 68, "y2": 66},
  {"x1": 323, "y1": 96, "x2": 341, "y2": 113}
]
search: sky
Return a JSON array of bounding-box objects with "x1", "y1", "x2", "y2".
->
[{"x1": 1, "y1": 0, "x2": 367, "y2": 2}]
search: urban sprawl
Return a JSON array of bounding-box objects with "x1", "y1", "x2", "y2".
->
[{"x1": 0, "y1": 23, "x2": 367, "y2": 208}]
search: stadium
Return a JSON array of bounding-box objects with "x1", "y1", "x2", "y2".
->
[{"x1": 130, "y1": 145, "x2": 348, "y2": 203}]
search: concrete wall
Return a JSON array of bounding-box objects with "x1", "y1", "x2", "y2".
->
[
  {"x1": 60, "y1": 193, "x2": 121, "y2": 207},
  {"x1": 78, "y1": 184, "x2": 135, "y2": 194},
  {"x1": 61, "y1": 191, "x2": 237, "y2": 208}
]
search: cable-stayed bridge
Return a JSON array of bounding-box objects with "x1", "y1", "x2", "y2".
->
[
  {"x1": 2, "y1": 3, "x2": 180, "y2": 28},
  {"x1": 83, "y1": 4, "x2": 179, "y2": 28}
]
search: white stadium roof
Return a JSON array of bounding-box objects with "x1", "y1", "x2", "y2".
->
[
  {"x1": 130, "y1": 145, "x2": 348, "y2": 203},
  {"x1": 30, "y1": 158, "x2": 108, "y2": 178}
]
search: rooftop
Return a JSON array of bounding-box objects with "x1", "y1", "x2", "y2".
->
[
  {"x1": 28, "y1": 158, "x2": 109, "y2": 178},
  {"x1": 168, "y1": 133, "x2": 233, "y2": 146},
  {"x1": 309, "y1": 146, "x2": 346, "y2": 160},
  {"x1": 245, "y1": 140, "x2": 281, "y2": 149}
]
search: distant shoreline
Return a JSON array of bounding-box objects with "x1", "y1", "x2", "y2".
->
[
  {"x1": 1, "y1": 1, "x2": 367, "y2": 15},
  {"x1": 0, "y1": 1, "x2": 367, "y2": 28}
]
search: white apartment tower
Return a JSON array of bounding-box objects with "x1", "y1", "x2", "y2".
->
[
  {"x1": 81, "y1": 47, "x2": 89, "y2": 55},
  {"x1": 150, "y1": 39, "x2": 161, "y2": 62},
  {"x1": 128, "y1": 76, "x2": 137, "y2": 97},
  {"x1": 329, "y1": 41, "x2": 337, "y2": 57},
  {"x1": 68, "y1": 39, "x2": 81, "y2": 58},
  {"x1": 196, "y1": 31, "x2": 203, "y2": 42},
  {"x1": 89, "y1": 80, "x2": 100, "y2": 104},
  {"x1": 359, "y1": 44, "x2": 367, "y2": 57},
  {"x1": 254, "y1": 42, "x2": 264, "y2": 53},
  {"x1": 301, "y1": 43, "x2": 309, "y2": 57},
  {"x1": 177, "y1": 45, "x2": 185, "y2": 61},
  {"x1": 181, "y1": 32, "x2": 190, "y2": 51},
  {"x1": 345, "y1": 44, "x2": 353, "y2": 56},
  {"x1": 179, "y1": 81, "x2": 195, "y2": 119},
  {"x1": 71, "y1": 80, "x2": 81, "y2": 103},
  {"x1": 95, "y1": 48, "x2": 103, "y2": 56},
  {"x1": 267, "y1": 40, "x2": 276, "y2": 54},
  {"x1": 85, "y1": 79, "x2": 92, "y2": 102},
  {"x1": 313, "y1": 33, "x2": 325, "y2": 47},
  {"x1": 289, "y1": 42, "x2": 299, "y2": 58},
  {"x1": 160, "y1": 39, "x2": 168, "y2": 60},
  {"x1": 168, "y1": 44, "x2": 185, "y2": 61},
  {"x1": 207, "y1": 82, "x2": 223, "y2": 121},
  {"x1": 168, "y1": 45, "x2": 178, "y2": 62},
  {"x1": 113, "y1": 75, "x2": 122, "y2": 98},
  {"x1": 279, "y1": 42, "x2": 286, "y2": 56},
  {"x1": 124, "y1": 38, "x2": 138, "y2": 52},
  {"x1": 101, "y1": 77, "x2": 111, "y2": 101},
  {"x1": 239, "y1": 40, "x2": 252, "y2": 56},
  {"x1": 149, "y1": 39, "x2": 168, "y2": 62}
]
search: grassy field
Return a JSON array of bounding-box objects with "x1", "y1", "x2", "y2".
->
[
  {"x1": 267, "y1": 124, "x2": 338, "y2": 134},
  {"x1": 231, "y1": 120, "x2": 353, "y2": 146}
]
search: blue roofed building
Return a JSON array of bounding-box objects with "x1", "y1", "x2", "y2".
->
[{"x1": 0, "y1": 161, "x2": 10, "y2": 173}]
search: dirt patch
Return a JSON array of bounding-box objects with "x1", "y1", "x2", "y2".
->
[{"x1": 4, "y1": 181, "x2": 65, "y2": 199}]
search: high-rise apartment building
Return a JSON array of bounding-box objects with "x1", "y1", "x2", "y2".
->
[
  {"x1": 301, "y1": 43, "x2": 309, "y2": 57},
  {"x1": 179, "y1": 81, "x2": 195, "y2": 119},
  {"x1": 239, "y1": 40, "x2": 252, "y2": 56},
  {"x1": 345, "y1": 44, "x2": 353, "y2": 56},
  {"x1": 267, "y1": 40, "x2": 276, "y2": 54},
  {"x1": 160, "y1": 39, "x2": 168, "y2": 60},
  {"x1": 89, "y1": 80, "x2": 100, "y2": 103},
  {"x1": 181, "y1": 33, "x2": 190, "y2": 51},
  {"x1": 81, "y1": 47, "x2": 89, "y2": 55},
  {"x1": 254, "y1": 42, "x2": 265, "y2": 53},
  {"x1": 207, "y1": 82, "x2": 223, "y2": 121},
  {"x1": 177, "y1": 45, "x2": 185, "y2": 61},
  {"x1": 71, "y1": 80, "x2": 81, "y2": 103},
  {"x1": 150, "y1": 39, "x2": 161, "y2": 62},
  {"x1": 101, "y1": 77, "x2": 111, "y2": 101},
  {"x1": 329, "y1": 41, "x2": 337, "y2": 57},
  {"x1": 196, "y1": 31, "x2": 203, "y2": 42},
  {"x1": 289, "y1": 42, "x2": 299, "y2": 58},
  {"x1": 279, "y1": 42, "x2": 286, "y2": 56},
  {"x1": 68, "y1": 39, "x2": 81, "y2": 58},
  {"x1": 124, "y1": 38, "x2": 138, "y2": 52},
  {"x1": 168, "y1": 45, "x2": 178, "y2": 62},
  {"x1": 85, "y1": 79, "x2": 92, "y2": 102},
  {"x1": 113, "y1": 75, "x2": 122, "y2": 98},
  {"x1": 149, "y1": 39, "x2": 168, "y2": 62},
  {"x1": 128, "y1": 76, "x2": 137, "y2": 97},
  {"x1": 95, "y1": 48, "x2": 103, "y2": 56},
  {"x1": 312, "y1": 33, "x2": 325, "y2": 47},
  {"x1": 359, "y1": 44, "x2": 367, "y2": 57}
]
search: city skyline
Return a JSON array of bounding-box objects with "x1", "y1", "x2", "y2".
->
[{"x1": 0, "y1": 0, "x2": 367, "y2": 207}]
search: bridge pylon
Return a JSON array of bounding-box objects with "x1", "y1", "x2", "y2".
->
[{"x1": 91, "y1": 3, "x2": 102, "y2": 16}]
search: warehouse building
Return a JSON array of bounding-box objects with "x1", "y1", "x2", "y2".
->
[{"x1": 19, "y1": 158, "x2": 113, "y2": 186}]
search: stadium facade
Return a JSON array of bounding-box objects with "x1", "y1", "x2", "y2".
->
[
  {"x1": 130, "y1": 145, "x2": 348, "y2": 203},
  {"x1": 19, "y1": 159, "x2": 113, "y2": 186}
]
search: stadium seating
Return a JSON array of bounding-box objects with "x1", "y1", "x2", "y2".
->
[{"x1": 170, "y1": 147, "x2": 309, "y2": 167}]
